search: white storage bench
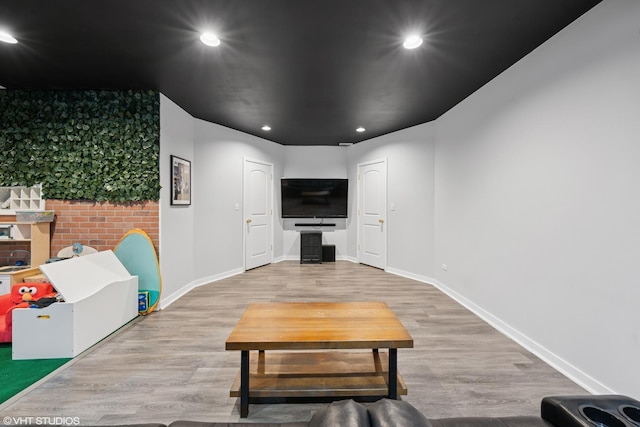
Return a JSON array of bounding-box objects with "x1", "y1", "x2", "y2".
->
[{"x1": 12, "y1": 250, "x2": 138, "y2": 360}]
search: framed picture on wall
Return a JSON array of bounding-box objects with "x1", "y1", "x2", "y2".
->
[{"x1": 171, "y1": 155, "x2": 191, "y2": 205}]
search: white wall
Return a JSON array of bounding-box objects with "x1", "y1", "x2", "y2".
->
[
  {"x1": 159, "y1": 94, "x2": 196, "y2": 308},
  {"x1": 434, "y1": 0, "x2": 640, "y2": 397},
  {"x1": 281, "y1": 146, "x2": 350, "y2": 260},
  {"x1": 283, "y1": 146, "x2": 348, "y2": 178},
  {"x1": 193, "y1": 120, "x2": 285, "y2": 278},
  {"x1": 347, "y1": 123, "x2": 436, "y2": 278},
  {"x1": 159, "y1": 98, "x2": 285, "y2": 305}
]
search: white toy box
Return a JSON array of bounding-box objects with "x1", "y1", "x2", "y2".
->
[{"x1": 12, "y1": 250, "x2": 138, "y2": 360}]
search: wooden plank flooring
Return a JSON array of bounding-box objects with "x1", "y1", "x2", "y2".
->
[{"x1": 0, "y1": 261, "x2": 586, "y2": 425}]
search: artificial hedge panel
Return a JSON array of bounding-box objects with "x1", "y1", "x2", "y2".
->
[{"x1": 0, "y1": 90, "x2": 161, "y2": 202}]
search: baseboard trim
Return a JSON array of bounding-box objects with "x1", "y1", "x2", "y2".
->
[
  {"x1": 158, "y1": 267, "x2": 244, "y2": 310},
  {"x1": 385, "y1": 266, "x2": 613, "y2": 396}
]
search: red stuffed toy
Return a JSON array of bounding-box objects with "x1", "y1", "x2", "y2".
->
[{"x1": 0, "y1": 282, "x2": 56, "y2": 343}]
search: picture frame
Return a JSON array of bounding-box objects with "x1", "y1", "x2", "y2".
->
[{"x1": 170, "y1": 155, "x2": 191, "y2": 205}]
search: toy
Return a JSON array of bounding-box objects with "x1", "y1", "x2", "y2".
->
[{"x1": 0, "y1": 282, "x2": 56, "y2": 343}]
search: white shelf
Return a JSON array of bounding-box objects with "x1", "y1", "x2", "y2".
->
[{"x1": 0, "y1": 185, "x2": 45, "y2": 214}]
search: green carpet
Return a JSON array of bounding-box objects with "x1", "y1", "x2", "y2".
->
[{"x1": 0, "y1": 343, "x2": 70, "y2": 404}]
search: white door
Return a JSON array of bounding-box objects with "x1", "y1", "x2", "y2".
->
[
  {"x1": 243, "y1": 158, "x2": 273, "y2": 270},
  {"x1": 358, "y1": 159, "x2": 387, "y2": 269}
]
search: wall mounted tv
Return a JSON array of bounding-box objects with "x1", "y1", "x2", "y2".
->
[{"x1": 281, "y1": 178, "x2": 348, "y2": 218}]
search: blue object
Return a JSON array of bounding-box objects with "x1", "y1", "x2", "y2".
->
[
  {"x1": 72, "y1": 243, "x2": 84, "y2": 256},
  {"x1": 114, "y1": 229, "x2": 162, "y2": 314},
  {"x1": 138, "y1": 292, "x2": 149, "y2": 313}
]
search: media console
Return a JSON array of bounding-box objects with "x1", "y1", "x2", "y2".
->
[
  {"x1": 294, "y1": 223, "x2": 336, "y2": 227},
  {"x1": 300, "y1": 231, "x2": 322, "y2": 263},
  {"x1": 299, "y1": 231, "x2": 337, "y2": 263}
]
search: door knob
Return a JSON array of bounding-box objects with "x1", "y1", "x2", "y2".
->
[
  {"x1": 378, "y1": 218, "x2": 384, "y2": 224},
  {"x1": 246, "y1": 218, "x2": 252, "y2": 223}
]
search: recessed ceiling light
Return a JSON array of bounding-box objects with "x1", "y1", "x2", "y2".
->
[
  {"x1": 403, "y1": 35, "x2": 423, "y2": 49},
  {"x1": 356, "y1": 127, "x2": 365, "y2": 133},
  {"x1": 200, "y1": 32, "x2": 220, "y2": 47},
  {"x1": 261, "y1": 125, "x2": 271, "y2": 131},
  {"x1": 0, "y1": 30, "x2": 18, "y2": 44}
]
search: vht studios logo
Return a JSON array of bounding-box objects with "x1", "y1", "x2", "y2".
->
[{"x1": 3, "y1": 416, "x2": 80, "y2": 425}]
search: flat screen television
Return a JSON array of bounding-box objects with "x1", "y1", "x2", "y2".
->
[{"x1": 281, "y1": 178, "x2": 348, "y2": 218}]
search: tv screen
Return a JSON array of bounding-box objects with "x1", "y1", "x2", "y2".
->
[{"x1": 281, "y1": 178, "x2": 348, "y2": 218}]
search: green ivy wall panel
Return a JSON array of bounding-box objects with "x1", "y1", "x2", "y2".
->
[{"x1": 0, "y1": 90, "x2": 161, "y2": 202}]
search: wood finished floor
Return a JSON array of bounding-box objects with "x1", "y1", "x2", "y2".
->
[{"x1": 0, "y1": 261, "x2": 586, "y2": 425}]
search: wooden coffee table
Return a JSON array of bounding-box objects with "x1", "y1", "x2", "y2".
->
[{"x1": 225, "y1": 301, "x2": 414, "y2": 417}]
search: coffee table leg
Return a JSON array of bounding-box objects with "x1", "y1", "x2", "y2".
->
[
  {"x1": 240, "y1": 350, "x2": 249, "y2": 417},
  {"x1": 388, "y1": 348, "x2": 398, "y2": 399}
]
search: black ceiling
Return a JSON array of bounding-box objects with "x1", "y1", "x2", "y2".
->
[{"x1": 0, "y1": 0, "x2": 601, "y2": 146}]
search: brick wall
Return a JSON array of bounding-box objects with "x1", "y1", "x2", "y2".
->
[{"x1": 46, "y1": 200, "x2": 160, "y2": 258}]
